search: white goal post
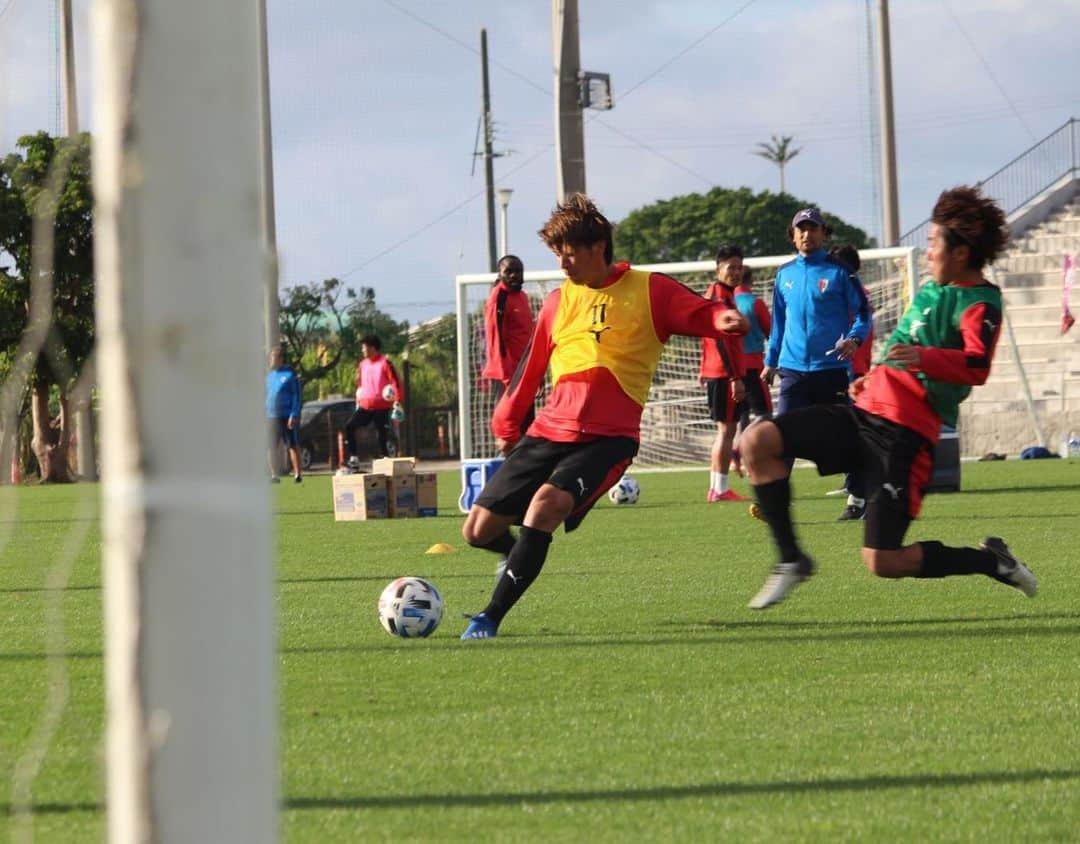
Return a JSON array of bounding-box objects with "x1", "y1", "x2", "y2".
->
[{"x1": 455, "y1": 247, "x2": 918, "y2": 466}]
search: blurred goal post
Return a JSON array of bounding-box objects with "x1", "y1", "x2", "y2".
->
[{"x1": 455, "y1": 246, "x2": 918, "y2": 466}]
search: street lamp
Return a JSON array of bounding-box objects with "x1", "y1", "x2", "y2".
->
[{"x1": 496, "y1": 187, "x2": 513, "y2": 256}]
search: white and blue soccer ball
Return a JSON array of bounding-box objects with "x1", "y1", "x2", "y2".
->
[
  {"x1": 381, "y1": 384, "x2": 397, "y2": 402},
  {"x1": 607, "y1": 474, "x2": 640, "y2": 505},
  {"x1": 378, "y1": 577, "x2": 443, "y2": 638}
]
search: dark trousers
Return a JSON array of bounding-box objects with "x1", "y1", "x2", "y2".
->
[{"x1": 345, "y1": 408, "x2": 392, "y2": 457}]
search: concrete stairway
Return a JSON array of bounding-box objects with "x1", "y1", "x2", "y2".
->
[{"x1": 958, "y1": 195, "x2": 1080, "y2": 456}]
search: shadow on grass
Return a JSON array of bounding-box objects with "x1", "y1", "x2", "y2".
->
[
  {"x1": 278, "y1": 615, "x2": 1080, "y2": 656},
  {"x1": 8, "y1": 766, "x2": 1077, "y2": 818},
  {"x1": 688, "y1": 609, "x2": 1080, "y2": 631},
  {"x1": 0, "y1": 584, "x2": 100, "y2": 594},
  {"x1": 284, "y1": 767, "x2": 1080, "y2": 812}
]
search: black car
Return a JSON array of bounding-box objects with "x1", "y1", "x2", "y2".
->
[{"x1": 296, "y1": 398, "x2": 398, "y2": 469}]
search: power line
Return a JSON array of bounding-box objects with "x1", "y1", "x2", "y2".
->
[
  {"x1": 336, "y1": 144, "x2": 552, "y2": 281},
  {"x1": 617, "y1": 0, "x2": 760, "y2": 103},
  {"x1": 941, "y1": 0, "x2": 1037, "y2": 142},
  {"x1": 0, "y1": 0, "x2": 19, "y2": 20}
]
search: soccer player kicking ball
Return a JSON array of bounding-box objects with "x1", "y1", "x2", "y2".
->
[
  {"x1": 459, "y1": 194, "x2": 748, "y2": 639},
  {"x1": 741, "y1": 185, "x2": 1037, "y2": 609}
]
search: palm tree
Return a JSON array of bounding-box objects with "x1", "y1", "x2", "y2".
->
[{"x1": 754, "y1": 134, "x2": 802, "y2": 194}]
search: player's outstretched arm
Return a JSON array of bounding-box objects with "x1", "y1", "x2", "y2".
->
[{"x1": 647, "y1": 273, "x2": 747, "y2": 340}]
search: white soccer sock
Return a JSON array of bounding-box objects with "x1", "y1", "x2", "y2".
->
[
  {"x1": 710, "y1": 470, "x2": 721, "y2": 491},
  {"x1": 719, "y1": 473, "x2": 729, "y2": 494},
  {"x1": 847, "y1": 494, "x2": 865, "y2": 507}
]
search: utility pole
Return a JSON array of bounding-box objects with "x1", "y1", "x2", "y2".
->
[
  {"x1": 552, "y1": 0, "x2": 586, "y2": 201},
  {"x1": 60, "y1": 0, "x2": 78, "y2": 133},
  {"x1": 258, "y1": 0, "x2": 280, "y2": 353},
  {"x1": 877, "y1": 0, "x2": 900, "y2": 245},
  {"x1": 480, "y1": 29, "x2": 498, "y2": 272},
  {"x1": 59, "y1": 0, "x2": 98, "y2": 481}
]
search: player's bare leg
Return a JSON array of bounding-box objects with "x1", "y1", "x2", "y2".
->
[{"x1": 708, "y1": 420, "x2": 748, "y2": 502}]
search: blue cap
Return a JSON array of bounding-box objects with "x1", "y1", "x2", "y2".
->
[{"x1": 791, "y1": 208, "x2": 826, "y2": 228}]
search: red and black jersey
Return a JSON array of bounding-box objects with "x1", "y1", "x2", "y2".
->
[
  {"x1": 699, "y1": 283, "x2": 746, "y2": 380},
  {"x1": 492, "y1": 263, "x2": 747, "y2": 445}
]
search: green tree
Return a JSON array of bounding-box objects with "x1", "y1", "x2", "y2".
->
[
  {"x1": 613, "y1": 187, "x2": 872, "y2": 264},
  {"x1": 405, "y1": 315, "x2": 457, "y2": 408},
  {"x1": 277, "y1": 279, "x2": 408, "y2": 400},
  {"x1": 754, "y1": 134, "x2": 801, "y2": 194},
  {"x1": 278, "y1": 277, "x2": 351, "y2": 390},
  {"x1": 0, "y1": 131, "x2": 95, "y2": 482},
  {"x1": 342, "y1": 286, "x2": 408, "y2": 357}
]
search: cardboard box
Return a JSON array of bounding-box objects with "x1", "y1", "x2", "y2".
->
[
  {"x1": 372, "y1": 456, "x2": 416, "y2": 477},
  {"x1": 332, "y1": 473, "x2": 388, "y2": 521},
  {"x1": 416, "y1": 472, "x2": 438, "y2": 517},
  {"x1": 388, "y1": 474, "x2": 418, "y2": 519}
]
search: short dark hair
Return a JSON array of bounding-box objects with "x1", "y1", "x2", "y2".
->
[
  {"x1": 361, "y1": 335, "x2": 381, "y2": 350},
  {"x1": 828, "y1": 244, "x2": 861, "y2": 273},
  {"x1": 538, "y1": 193, "x2": 614, "y2": 264},
  {"x1": 498, "y1": 254, "x2": 523, "y2": 268},
  {"x1": 931, "y1": 185, "x2": 1008, "y2": 269},
  {"x1": 715, "y1": 243, "x2": 743, "y2": 264}
]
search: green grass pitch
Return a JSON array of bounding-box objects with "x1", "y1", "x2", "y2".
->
[{"x1": 1, "y1": 459, "x2": 1078, "y2": 841}]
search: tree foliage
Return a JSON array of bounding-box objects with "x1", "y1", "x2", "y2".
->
[
  {"x1": 0, "y1": 131, "x2": 95, "y2": 482},
  {"x1": 613, "y1": 187, "x2": 873, "y2": 264},
  {"x1": 277, "y1": 279, "x2": 408, "y2": 399},
  {"x1": 754, "y1": 134, "x2": 802, "y2": 194},
  {"x1": 405, "y1": 315, "x2": 457, "y2": 407}
]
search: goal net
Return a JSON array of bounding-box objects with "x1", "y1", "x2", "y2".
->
[{"x1": 455, "y1": 246, "x2": 917, "y2": 466}]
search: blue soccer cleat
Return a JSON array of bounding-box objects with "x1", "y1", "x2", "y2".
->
[{"x1": 461, "y1": 612, "x2": 498, "y2": 640}]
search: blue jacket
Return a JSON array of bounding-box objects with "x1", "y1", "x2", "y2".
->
[
  {"x1": 765, "y1": 248, "x2": 870, "y2": 372},
  {"x1": 266, "y1": 366, "x2": 302, "y2": 420}
]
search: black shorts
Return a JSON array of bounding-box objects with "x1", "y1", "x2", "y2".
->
[
  {"x1": 741, "y1": 369, "x2": 773, "y2": 420},
  {"x1": 269, "y1": 418, "x2": 298, "y2": 448},
  {"x1": 772, "y1": 404, "x2": 934, "y2": 550},
  {"x1": 474, "y1": 435, "x2": 639, "y2": 532},
  {"x1": 776, "y1": 367, "x2": 850, "y2": 416},
  {"x1": 705, "y1": 378, "x2": 740, "y2": 424}
]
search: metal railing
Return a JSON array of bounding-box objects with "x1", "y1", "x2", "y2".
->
[{"x1": 900, "y1": 117, "x2": 1079, "y2": 248}]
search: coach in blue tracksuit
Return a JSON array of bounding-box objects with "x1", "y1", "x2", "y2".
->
[
  {"x1": 762, "y1": 208, "x2": 870, "y2": 420},
  {"x1": 266, "y1": 344, "x2": 303, "y2": 483}
]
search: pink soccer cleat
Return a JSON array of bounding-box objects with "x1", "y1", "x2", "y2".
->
[{"x1": 714, "y1": 489, "x2": 751, "y2": 502}]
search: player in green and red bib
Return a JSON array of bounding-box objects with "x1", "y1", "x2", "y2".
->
[{"x1": 742, "y1": 185, "x2": 1037, "y2": 610}]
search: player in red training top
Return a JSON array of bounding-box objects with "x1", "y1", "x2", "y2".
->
[
  {"x1": 482, "y1": 255, "x2": 535, "y2": 396},
  {"x1": 742, "y1": 185, "x2": 1037, "y2": 610},
  {"x1": 481, "y1": 254, "x2": 535, "y2": 433},
  {"x1": 344, "y1": 335, "x2": 403, "y2": 466},
  {"x1": 459, "y1": 194, "x2": 748, "y2": 639},
  {"x1": 699, "y1": 243, "x2": 749, "y2": 502}
]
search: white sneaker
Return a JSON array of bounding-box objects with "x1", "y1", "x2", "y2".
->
[
  {"x1": 748, "y1": 556, "x2": 815, "y2": 610},
  {"x1": 981, "y1": 537, "x2": 1037, "y2": 597}
]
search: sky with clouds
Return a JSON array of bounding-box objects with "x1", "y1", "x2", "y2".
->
[{"x1": 2, "y1": 0, "x2": 1079, "y2": 324}]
